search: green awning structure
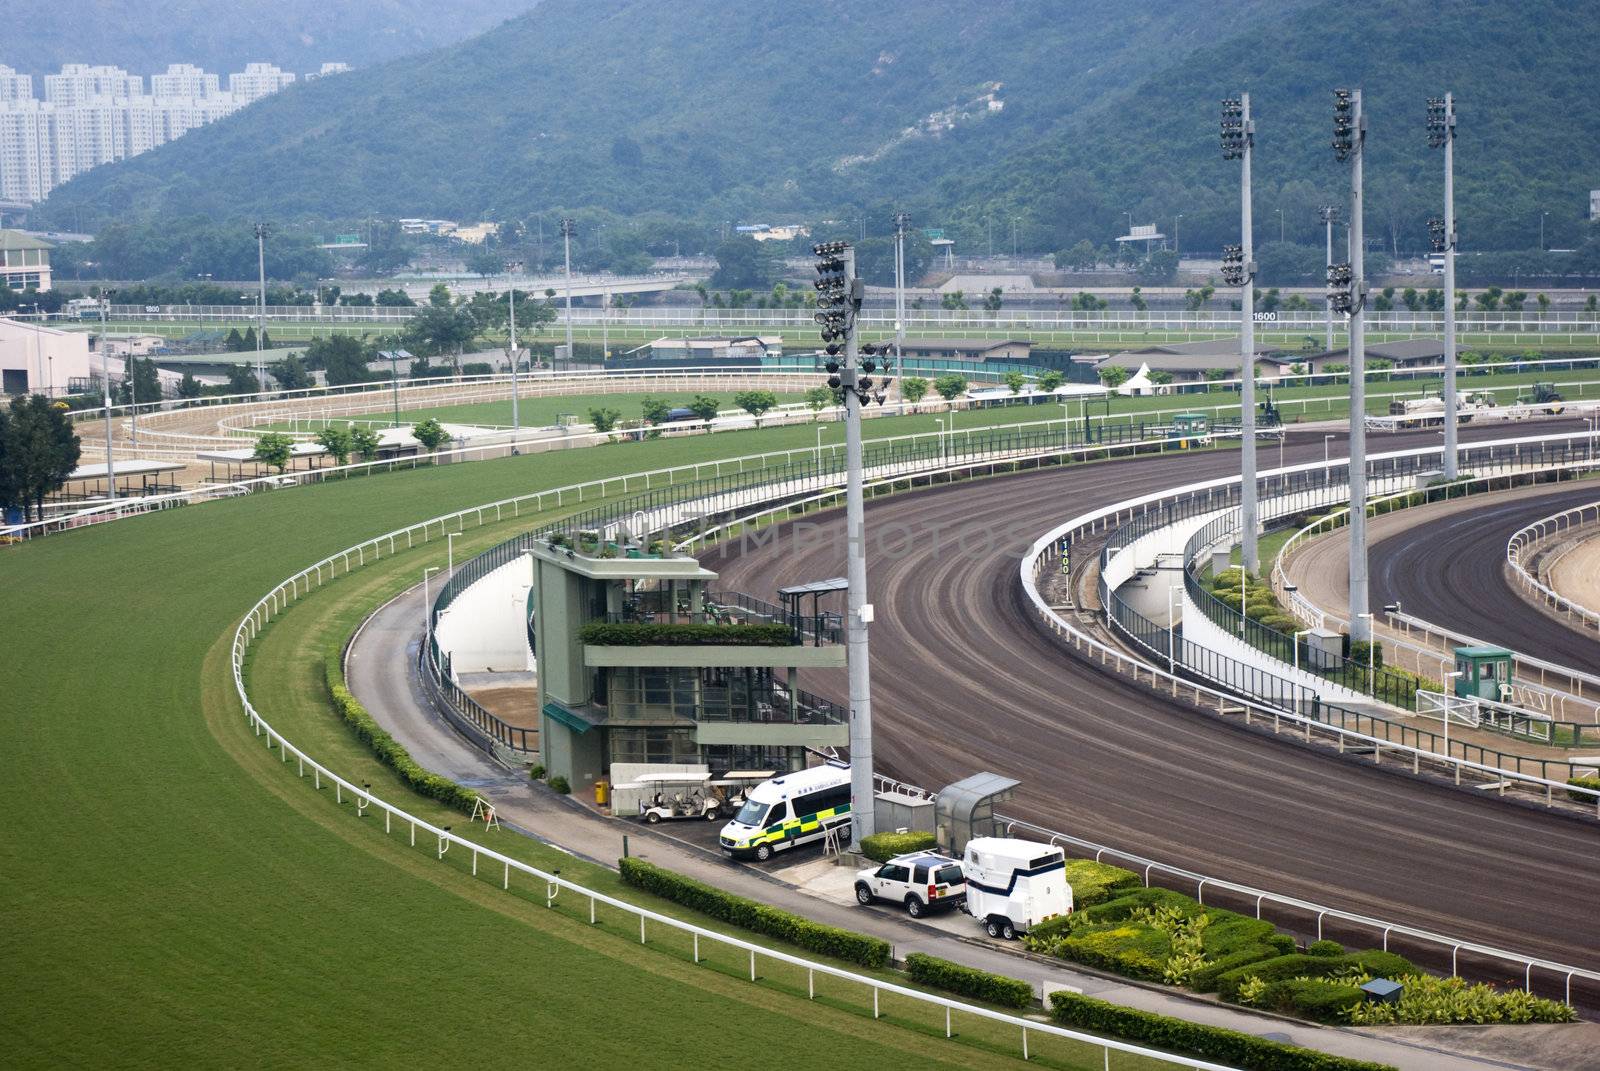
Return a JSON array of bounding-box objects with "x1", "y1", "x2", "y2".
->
[{"x1": 542, "y1": 700, "x2": 596, "y2": 734}]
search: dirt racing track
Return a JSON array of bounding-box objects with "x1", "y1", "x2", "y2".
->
[{"x1": 705, "y1": 422, "x2": 1600, "y2": 987}]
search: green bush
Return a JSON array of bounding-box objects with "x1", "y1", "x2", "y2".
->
[
  {"x1": 619, "y1": 858, "x2": 889, "y2": 967},
  {"x1": 321, "y1": 661, "x2": 481, "y2": 815},
  {"x1": 1260, "y1": 976, "x2": 1366, "y2": 1021},
  {"x1": 1215, "y1": 950, "x2": 1416, "y2": 1002},
  {"x1": 1188, "y1": 944, "x2": 1289, "y2": 992},
  {"x1": 1061, "y1": 859, "x2": 1141, "y2": 907},
  {"x1": 904, "y1": 952, "x2": 1032, "y2": 1010},
  {"x1": 577, "y1": 621, "x2": 795, "y2": 647},
  {"x1": 1307, "y1": 939, "x2": 1345, "y2": 957},
  {"x1": 859, "y1": 830, "x2": 936, "y2": 862},
  {"x1": 1344, "y1": 973, "x2": 1576, "y2": 1025},
  {"x1": 529, "y1": 764, "x2": 546, "y2": 780},
  {"x1": 1048, "y1": 991, "x2": 1396, "y2": 1071},
  {"x1": 1566, "y1": 775, "x2": 1600, "y2": 803},
  {"x1": 548, "y1": 776, "x2": 571, "y2": 794}
]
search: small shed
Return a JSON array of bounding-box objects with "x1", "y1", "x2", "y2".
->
[
  {"x1": 1453, "y1": 645, "x2": 1513, "y2": 701},
  {"x1": 934, "y1": 772, "x2": 1019, "y2": 854}
]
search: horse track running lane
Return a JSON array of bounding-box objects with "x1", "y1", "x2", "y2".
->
[{"x1": 705, "y1": 423, "x2": 1600, "y2": 996}]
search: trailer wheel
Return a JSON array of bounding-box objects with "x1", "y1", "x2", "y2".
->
[
  {"x1": 984, "y1": 918, "x2": 1002, "y2": 939},
  {"x1": 1002, "y1": 921, "x2": 1017, "y2": 940},
  {"x1": 755, "y1": 842, "x2": 773, "y2": 862}
]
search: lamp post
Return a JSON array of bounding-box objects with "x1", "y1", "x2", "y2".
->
[
  {"x1": 1293, "y1": 627, "x2": 1313, "y2": 672},
  {"x1": 254, "y1": 222, "x2": 268, "y2": 396},
  {"x1": 1443, "y1": 670, "x2": 1462, "y2": 753},
  {"x1": 1061, "y1": 399, "x2": 1071, "y2": 454},
  {"x1": 815, "y1": 424, "x2": 826, "y2": 470},
  {"x1": 506, "y1": 261, "x2": 523, "y2": 453},
  {"x1": 1222, "y1": 93, "x2": 1259, "y2": 573},
  {"x1": 1427, "y1": 95, "x2": 1460, "y2": 480},
  {"x1": 447, "y1": 531, "x2": 458, "y2": 577},
  {"x1": 1357, "y1": 611, "x2": 1375, "y2": 688},
  {"x1": 1319, "y1": 206, "x2": 1340, "y2": 353},
  {"x1": 423, "y1": 566, "x2": 441, "y2": 643},
  {"x1": 560, "y1": 218, "x2": 575, "y2": 372},
  {"x1": 893, "y1": 211, "x2": 910, "y2": 402},
  {"x1": 1174, "y1": 213, "x2": 1182, "y2": 255},
  {"x1": 99, "y1": 289, "x2": 116, "y2": 499},
  {"x1": 1324, "y1": 433, "x2": 1334, "y2": 477},
  {"x1": 1332, "y1": 87, "x2": 1372, "y2": 643},
  {"x1": 816, "y1": 239, "x2": 892, "y2": 848},
  {"x1": 1540, "y1": 212, "x2": 1547, "y2": 252},
  {"x1": 935, "y1": 417, "x2": 947, "y2": 464},
  {"x1": 1168, "y1": 583, "x2": 1181, "y2": 672}
]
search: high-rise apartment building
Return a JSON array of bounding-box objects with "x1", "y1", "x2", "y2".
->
[{"x1": 0, "y1": 61, "x2": 334, "y2": 204}]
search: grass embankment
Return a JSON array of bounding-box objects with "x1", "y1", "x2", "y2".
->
[{"x1": 0, "y1": 442, "x2": 1171, "y2": 1070}]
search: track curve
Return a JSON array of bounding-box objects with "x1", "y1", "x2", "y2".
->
[
  {"x1": 704, "y1": 423, "x2": 1600, "y2": 975},
  {"x1": 1371, "y1": 484, "x2": 1600, "y2": 672}
]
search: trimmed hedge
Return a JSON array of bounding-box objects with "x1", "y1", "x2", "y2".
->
[
  {"x1": 1048, "y1": 991, "x2": 1396, "y2": 1071},
  {"x1": 904, "y1": 953, "x2": 1032, "y2": 1010},
  {"x1": 1061, "y1": 859, "x2": 1141, "y2": 907},
  {"x1": 1567, "y1": 775, "x2": 1600, "y2": 803},
  {"x1": 1260, "y1": 976, "x2": 1367, "y2": 1022},
  {"x1": 618, "y1": 857, "x2": 890, "y2": 968},
  {"x1": 578, "y1": 621, "x2": 795, "y2": 647},
  {"x1": 1307, "y1": 939, "x2": 1346, "y2": 957},
  {"x1": 1215, "y1": 950, "x2": 1417, "y2": 1002},
  {"x1": 324, "y1": 674, "x2": 482, "y2": 815},
  {"x1": 860, "y1": 830, "x2": 936, "y2": 862}
]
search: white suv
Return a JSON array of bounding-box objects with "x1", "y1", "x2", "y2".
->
[{"x1": 854, "y1": 852, "x2": 966, "y2": 918}]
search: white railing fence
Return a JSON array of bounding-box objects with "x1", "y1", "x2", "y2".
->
[{"x1": 1507, "y1": 500, "x2": 1600, "y2": 634}]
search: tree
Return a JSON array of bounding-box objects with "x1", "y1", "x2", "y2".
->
[
  {"x1": 342, "y1": 292, "x2": 375, "y2": 307},
  {"x1": 428, "y1": 283, "x2": 453, "y2": 308},
  {"x1": 403, "y1": 305, "x2": 478, "y2": 363},
  {"x1": 1536, "y1": 293, "x2": 1551, "y2": 315},
  {"x1": 349, "y1": 426, "x2": 381, "y2": 461},
  {"x1": 1203, "y1": 367, "x2": 1230, "y2": 391},
  {"x1": 178, "y1": 372, "x2": 202, "y2": 399},
  {"x1": 375, "y1": 289, "x2": 415, "y2": 307},
  {"x1": 466, "y1": 246, "x2": 503, "y2": 278},
  {"x1": 127, "y1": 357, "x2": 162, "y2": 403},
  {"x1": 1037, "y1": 370, "x2": 1064, "y2": 393},
  {"x1": 901, "y1": 377, "x2": 929, "y2": 408},
  {"x1": 688, "y1": 394, "x2": 721, "y2": 424},
  {"x1": 252, "y1": 432, "x2": 293, "y2": 474},
  {"x1": 1401, "y1": 287, "x2": 1421, "y2": 312},
  {"x1": 1503, "y1": 290, "x2": 1528, "y2": 311},
  {"x1": 940, "y1": 290, "x2": 968, "y2": 311},
  {"x1": 640, "y1": 395, "x2": 671, "y2": 426},
  {"x1": 272, "y1": 353, "x2": 314, "y2": 391},
  {"x1": 411, "y1": 418, "x2": 449, "y2": 452},
  {"x1": 315, "y1": 426, "x2": 353, "y2": 465},
  {"x1": 1148, "y1": 370, "x2": 1175, "y2": 388},
  {"x1": 982, "y1": 287, "x2": 1004, "y2": 313},
  {"x1": 1136, "y1": 249, "x2": 1179, "y2": 282},
  {"x1": 225, "y1": 365, "x2": 260, "y2": 395},
  {"x1": 803, "y1": 386, "x2": 833, "y2": 419},
  {"x1": 933, "y1": 373, "x2": 968, "y2": 401},
  {"x1": 0, "y1": 394, "x2": 82, "y2": 520},
  {"x1": 588, "y1": 407, "x2": 621, "y2": 433},
  {"x1": 1129, "y1": 286, "x2": 1148, "y2": 312},
  {"x1": 1098, "y1": 365, "x2": 1131, "y2": 389},
  {"x1": 734, "y1": 389, "x2": 778, "y2": 426},
  {"x1": 1003, "y1": 370, "x2": 1026, "y2": 395},
  {"x1": 1475, "y1": 286, "x2": 1504, "y2": 311},
  {"x1": 709, "y1": 236, "x2": 774, "y2": 290},
  {"x1": 1054, "y1": 239, "x2": 1098, "y2": 271},
  {"x1": 224, "y1": 327, "x2": 246, "y2": 351},
  {"x1": 307, "y1": 335, "x2": 375, "y2": 385}
]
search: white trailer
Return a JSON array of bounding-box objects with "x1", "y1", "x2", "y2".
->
[{"x1": 961, "y1": 836, "x2": 1072, "y2": 939}]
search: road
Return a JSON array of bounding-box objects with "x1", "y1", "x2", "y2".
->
[
  {"x1": 705, "y1": 422, "x2": 1600, "y2": 991},
  {"x1": 1369, "y1": 484, "x2": 1600, "y2": 673}
]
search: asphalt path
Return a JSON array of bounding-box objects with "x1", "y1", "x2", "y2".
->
[
  {"x1": 1370, "y1": 484, "x2": 1600, "y2": 672},
  {"x1": 705, "y1": 421, "x2": 1600, "y2": 990}
]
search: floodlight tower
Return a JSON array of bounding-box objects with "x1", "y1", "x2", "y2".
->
[
  {"x1": 560, "y1": 218, "x2": 576, "y2": 372},
  {"x1": 1221, "y1": 94, "x2": 1259, "y2": 571},
  {"x1": 893, "y1": 211, "x2": 910, "y2": 401},
  {"x1": 254, "y1": 222, "x2": 268, "y2": 395},
  {"x1": 1319, "y1": 205, "x2": 1340, "y2": 352},
  {"x1": 815, "y1": 240, "x2": 893, "y2": 846},
  {"x1": 1331, "y1": 88, "x2": 1371, "y2": 642},
  {"x1": 506, "y1": 260, "x2": 523, "y2": 452},
  {"x1": 1428, "y1": 94, "x2": 1459, "y2": 479}
]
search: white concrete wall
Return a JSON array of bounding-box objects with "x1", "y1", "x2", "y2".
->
[{"x1": 434, "y1": 553, "x2": 534, "y2": 675}]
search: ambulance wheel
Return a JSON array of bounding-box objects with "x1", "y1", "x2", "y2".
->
[
  {"x1": 1002, "y1": 921, "x2": 1017, "y2": 941},
  {"x1": 985, "y1": 918, "x2": 1002, "y2": 939},
  {"x1": 905, "y1": 896, "x2": 926, "y2": 919},
  {"x1": 755, "y1": 843, "x2": 773, "y2": 862},
  {"x1": 855, "y1": 883, "x2": 873, "y2": 905}
]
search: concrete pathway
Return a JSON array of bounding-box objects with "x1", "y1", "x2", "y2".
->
[{"x1": 340, "y1": 582, "x2": 1599, "y2": 1070}]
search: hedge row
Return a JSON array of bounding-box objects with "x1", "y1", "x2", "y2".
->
[
  {"x1": 860, "y1": 830, "x2": 937, "y2": 862},
  {"x1": 618, "y1": 857, "x2": 890, "y2": 967},
  {"x1": 903, "y1": 953, "x2": 1032, "y2": 1010},
  {"x1": 323, "y1": 665, "x2": 482, "y2": 815},
  {"x1": 1567, "y1": 775, "x2": 1600, "y2": 803},
  {"x1": 1048, "y1": 992, "x2": 1396, "y2": 1071},
  {"x1": 577, "y1": 621, "x2": 796, "y2": 647},
  {"x1": 1061, "y1": 859, "x2": 1142, "y2": 907},
  {"x1": 1215, "y1": 950, "x2": 1417, "y2": 1003}
]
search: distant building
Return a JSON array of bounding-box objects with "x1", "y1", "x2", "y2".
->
[
  {"x1": 1303, "y1": 338, "x2": 1449, "y2": 372},
  {"x1": 308, "y1": 63, "x2": 352, "y2": 79},
  {"x1": 898, "y1": 338, "x2": 1034, "y2": 363},
  {"x1": 0, "y1": 229, "x2": 52, "y2": 290},
  {"x1": 1088, "y1": 340, "x2": 1282, "y2": 387},
  {"x1": 644, "y1": 336, "x2": 781, "y2": 362},
  {"x1": 0, "y1": 61, "x2": 304, "y2": 202},
  {"x1": 0, "y1": 316, "x2": 91, "y2": 397},
  {"x1": 452, "y1": 221, "x2": 500, "y2": 245},
  {"x1": 398, "y1": 218, "x2": 458, "y2": 235},
  {"x1": 1591, "y1": 189, "x2": 1600, "y2": 222}
]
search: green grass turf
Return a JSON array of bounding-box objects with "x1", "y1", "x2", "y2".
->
[{"x1": 1, "y1": 440, "x2": 1188, "y2": 1069}]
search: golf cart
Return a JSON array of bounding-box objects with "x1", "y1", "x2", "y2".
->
[
  {"x1": 628, "y1": 773, "x2": 720, "y2": 824},
  {"x1": 706, "y1": 769, "x2": 777, "y2": 822}
]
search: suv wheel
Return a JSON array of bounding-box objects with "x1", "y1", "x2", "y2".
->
[
  {"x1": 854, "y1": 883, "x2": 873, "y2": 905},
  {"x1": 754, "y1": 842, "x2": 773, "y2": 862},
  {"x1": 905, "y1": 896, "x2": 925, "y2": 919}
]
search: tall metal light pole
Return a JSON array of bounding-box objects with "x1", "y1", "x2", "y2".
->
[
  {"x1": 506, "y1": 261, "x2": 522, "y2": 452},
  {"x1": 1222, "y1": 94, "x2": 1259, "y2": 572},
  {"x1": 254, "y1": 222, "x2": 268, "y2": 395},
  {"x1": 1319, "y1": 206, "x2": 1340, "y2": 352},
  {"x1": 99, "y1": 290, "x2": 115, "y2": 499},
  {"x1": 816, "y1": 240, "x2": 887, "y2": 846},
  {"x1": 1332, "y1": 88, "x2": 1372, "y2": 643},
  {"x1": 560, "y1": 218, "x2": 575, "y2": 372},
  {"x1": 1428, "y1": 95, "x2": 1459, "y2": 479},
  {"x1": 893, "y1": 211, "x2": 910, "y2": 403}
]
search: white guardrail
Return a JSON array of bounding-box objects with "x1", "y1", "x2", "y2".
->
[
  {"x1": 1508, "y1": 500, "x2": 1600, "y2": 634},
  {"x1": 227, "y1": 459, "x2": 1240, "y2": 1070}
]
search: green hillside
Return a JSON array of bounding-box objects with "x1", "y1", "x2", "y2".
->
[{"x1": 37, "y1": 0, "x2": 1306, "y2": 224}]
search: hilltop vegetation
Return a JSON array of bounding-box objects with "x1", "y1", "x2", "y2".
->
[{"x1": 36, "y1": 0, "x2": 1600, "y2": 258}]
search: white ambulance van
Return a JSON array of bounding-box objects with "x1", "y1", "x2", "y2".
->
[
  {"x1": 717, "y1": 764, "x2": 852, "y2": 862},
  {"x1": 961, "y1": 836, "x2": 1072, "y2": 939}
]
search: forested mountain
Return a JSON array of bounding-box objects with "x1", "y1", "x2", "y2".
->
[
  {"x1": 6, "y1": 0, "x2": 537, "y2": 76},
  {"x1": 35, "y1": 0, "x2": 1600, "y2": 256}
]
